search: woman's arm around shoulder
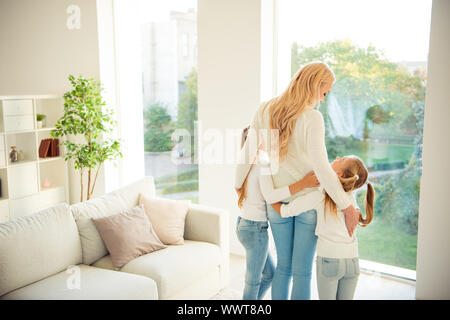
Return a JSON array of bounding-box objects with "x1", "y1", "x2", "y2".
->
[{"x1": 304, "y1": 109, "x2": 360, "y2": 236}]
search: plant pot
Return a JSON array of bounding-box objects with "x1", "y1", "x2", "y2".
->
[{"x1": 37, "y1": 121, "x2": 43, "y2": 129}]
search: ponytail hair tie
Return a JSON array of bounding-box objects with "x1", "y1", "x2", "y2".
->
[{"x1": 355, "y1": 174, "x2": 359, "y2": 180}]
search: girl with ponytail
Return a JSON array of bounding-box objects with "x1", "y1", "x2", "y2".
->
[{"x1": 270, "y1": 155, "x2": 375, "y2": 300}]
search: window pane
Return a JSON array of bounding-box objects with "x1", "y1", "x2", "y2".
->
[
  {"x1": 279, "y1": 0, "x2": 432, "y2": 272},
  {"x1": 139, "y1": 0, "x2": 198, "y2": 203}
]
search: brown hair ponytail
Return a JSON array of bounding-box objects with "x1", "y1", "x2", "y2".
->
[
  {"x1": 237, "y1": 175, "x2": 247, "y2": 209},
  {"x1": 323, "y1": 174, "x2": 359, "y2": 219},
  {"x1": 237, "y1": 125, "x2": 252, "y2": 208},
  {"x1": 359, "y1": 182, "x2": 375, "y2": 227},
  {"x1": 323, "y1": 155, "x2": 375, "y2": 227}
]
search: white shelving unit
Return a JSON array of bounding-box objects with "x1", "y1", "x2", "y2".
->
[{"x1": 0, "y1": 95, "x2": 69, "y2": 223}]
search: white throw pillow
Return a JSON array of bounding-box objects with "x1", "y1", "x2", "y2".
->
[{"x1": 138, "y1": 194, "x2": 190, "y2": 245}]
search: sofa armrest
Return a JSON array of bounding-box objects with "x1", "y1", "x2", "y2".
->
[
  {"x1": 184, "y1": 203, "x2": 229, "y2": 247},
  {"x1": 184, "y1": 203, "x2": 230, "y2": 289}
]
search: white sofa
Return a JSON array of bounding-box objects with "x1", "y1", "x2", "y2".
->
[{"x1": 0, "y1": 176, "x2": 230, "y2": 300}]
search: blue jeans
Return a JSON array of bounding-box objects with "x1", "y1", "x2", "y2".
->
[
  {"x1": 266, "y1": 203, "x2": 318, "y2": 300},
  {"x1": 316, "y1": 256, "x2": 359, "y2": 300},
  {"x1": 236, "y1": 216, "x2": 275, "y2": 300}
]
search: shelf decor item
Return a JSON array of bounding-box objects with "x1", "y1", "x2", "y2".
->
[
  {"x1": 49, "y1": 139, "x2": 59, "y2": 157},
  {"x1": 51, "y1": 75, "x2": 122, "y2": 201},
  {"x1": 39, "y1": 138, "x2": 59, "y2": 158},
  {"x1": 17, "y1": 149, "x2": 25, "y2": 161},
  {"x1": 42, "y1": 177, "x2": 51, "y2": 189},
  {"x1": 39, "y1": 139, "x2": 51, "y2": 158},
  {"x1": 9, "y1": 146, "x2": 18, "y2": 162},
  {"x1": 36, "y1": 114, "x2": 46, "y2": 129}
]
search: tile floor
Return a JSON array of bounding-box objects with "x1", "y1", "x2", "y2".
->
[{"x1": 229, "y1": 254, "x2": 416, "y2": 300}]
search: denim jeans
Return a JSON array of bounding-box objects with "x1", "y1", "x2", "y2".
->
[
  {"x1": 316, "y1": 256, "x2": 360, "y2": 300},
  {"x1": 266, "y1": 203, "x2": 318, "y2": 300},
  {"x1": 236, "y1": 216, "x2": 275, "y2": 300}
]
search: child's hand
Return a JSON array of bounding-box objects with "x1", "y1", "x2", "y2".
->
[
  {"x1": 258, "y1": 138, "x2": 266, "y2": 152},
  {"x1": 342, "y1": 206, "x2": 360, "y2": 237},
  {"x1": 302, "y1": 171, "x2": 320, "y2": 188},
  {"x1": 271, "y1": 202, "x2": 282, "y2": 216},
  {"x1": 289, "y1": 171, "x2": 320, "y2": 195}
]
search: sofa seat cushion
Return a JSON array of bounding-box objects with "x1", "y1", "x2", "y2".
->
[
  {"x1": 0, "y1": 265, "x2": 158, "y2": 300},
  {"x1": 92, "y1": 240, "x2": 221, "y2": 299}
]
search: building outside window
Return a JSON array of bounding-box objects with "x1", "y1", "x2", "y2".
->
[{"x1": 139, "y1": 0, "x2": 198, "y2": 203}]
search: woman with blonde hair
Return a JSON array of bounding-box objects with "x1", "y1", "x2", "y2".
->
[
  {"x1": 235, "y1": 127, "x2": 319, "y2": 300},
  {"x1": 235, "y1": 62, "x2": 361, "y2": 300},
  {"x1": 270, "y1": 155, "x2": 375, "y2": 300}
]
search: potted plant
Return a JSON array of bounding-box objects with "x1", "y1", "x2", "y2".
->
[
  {"x1": 36, "y1": 114, "x2": 46, "y2": 129},
  {"x1": 51, "y1": 75, "x2": 122, "y2": 201}
]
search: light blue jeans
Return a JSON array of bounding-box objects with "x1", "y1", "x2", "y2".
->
[
  {"x1": 236, "y1": 216, "x2": 275, "y2": 300},
  {"x1": 266, "y1": 203, "x2": 318, "y2": 300},
  {"x1": 316, "y1": 256, "x2": 360, "y2": 300}
]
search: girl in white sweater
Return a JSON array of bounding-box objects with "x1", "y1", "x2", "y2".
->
[{"x1": 270, "y1": 155, "x2": 375, "y2": 300}]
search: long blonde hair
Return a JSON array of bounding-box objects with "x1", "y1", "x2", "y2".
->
[
  {"x1": 324, "y1": 156, "x2": 375, "y2": 227},
  {"x1": 262, "y1": 62, "x2": 335, "y2": 160}
]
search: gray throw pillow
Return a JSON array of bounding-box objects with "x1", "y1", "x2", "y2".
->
[{"x1": 92, "y1": 204, "x2": 167, "y2": 269}]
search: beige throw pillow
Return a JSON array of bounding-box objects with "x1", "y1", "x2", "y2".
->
[
  {"x1": 92, "y1": 205, "x2": 167, "y2": 269},
  {"x1": 139, "y1": 194, "x2": 190, "y2": 245}
]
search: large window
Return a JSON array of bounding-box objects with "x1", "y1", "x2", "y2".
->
[
  {"x1": 138, "y1": 0, "x2": 198, "y2": 203},
  {"x1": 277, "y1": 0, "x2": 432, "y2": 275}
]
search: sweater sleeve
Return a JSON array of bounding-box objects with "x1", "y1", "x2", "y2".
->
[
  {"x1": 258, "y1": 154, "x2": 291, "y2": 203},
  {"x1": 234, "y1": 110, "x2": 260, "y2": 189},
  {"x1": 280, "y1": 191, "x2": 324, "y2": 217},
  {"x1": 304, "y1": 110, "x2": 352, "y2": 210}
]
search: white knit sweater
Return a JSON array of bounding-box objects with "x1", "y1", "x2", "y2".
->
[
  {"x1": 278, "y1": 189, "x2": 359, "y2": 259},
  {"x1": 235, "y1": 106, "x2": 352, "y2": 210},
  {"x1": 240, "y1": 164, "x2": 291, "y2": 222}
]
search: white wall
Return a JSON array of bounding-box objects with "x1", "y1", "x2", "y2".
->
[
  {"x1": 0, "y1": 0, "x2": 145, "y2": 202},
  {"x1": 0, "y1": 0, "x2": 105, "y2": 203},
  {"x1": 0, "y1": 0, "x2": 100, "y2": 95},
  {"x1": 415, "y1": 0, "x2": 450, "y2": 300},
  {"x1": 198, "y1": 0, "x2": 274, "y2": 255}
]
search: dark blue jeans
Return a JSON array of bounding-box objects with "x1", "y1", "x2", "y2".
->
[
  {"x1": 236, "y1": 216, "x2": 275, "y2": 300},
  {"x1": 266, "y1": 203, "x2": 318, "y2": 300}
]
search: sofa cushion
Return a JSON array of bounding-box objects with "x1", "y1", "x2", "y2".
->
[
  {"x1": 139, "y1": 194, "x2": 190, "y2": 245},
  {"x1": 0, "y1": 265, "x2": 158, "y2": 300},
  {"x1": 0, "y1": 203, "x2": 82, "y2": 297},
  {"x1": 92, "y1": 240, "x2": 221, "y2": 299},
  {"x1": 71, "y1": 177, "x2": 156, "y2": 265},
  {"x1": 92, "y1": 205, "x2": 167, "y2": 269}
]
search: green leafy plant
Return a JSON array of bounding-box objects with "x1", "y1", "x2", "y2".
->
[
  {"x1": 51, "y1": 75, "x2": 122, "y2": 201},
  {"x1": 36, "y1": 114, "x2": 46, "y2": 121},
  {"x1": 143, "y1": 103, "x2": 174, "y2": 152},
  {"x1": 177, "y1": 68, "x2": 198, "y2": 161}
]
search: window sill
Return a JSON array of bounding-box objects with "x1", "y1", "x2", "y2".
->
[{"x1": 359, "y1": 259, "x2": 416, "y2": 284}]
